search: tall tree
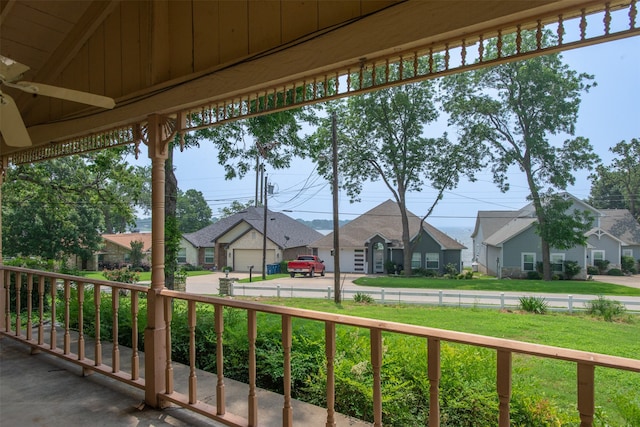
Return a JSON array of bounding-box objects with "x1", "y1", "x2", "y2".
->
[
  {"x1": 589, "y1": 138, "x2": 640, "y2": 222},
  {"x1": 176, "y1": 189, "x2": 213, "y2": 232},
  {"x1": 3, "y1": 149, "x2": 145, "y2": 264},
  {"x1": 218, "y1": 200, "x2": 255, "y2": 219},
  {"x1": 441, "y1": 30, "x2": 599, "y2": 280},
  {"x1": 312, "y1": 64, "x2": 484, "y2": 276}
]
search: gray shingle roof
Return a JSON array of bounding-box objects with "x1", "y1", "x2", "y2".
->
[
  {"x1": 599, "y1": 209, "x2": 640, "y2": 245},
  {"x1": 183, "y1": 207, "x2": 323, "y2": 248},
  {"x1": 310, "y1": 199, "x2": 466, "y2": 250}
]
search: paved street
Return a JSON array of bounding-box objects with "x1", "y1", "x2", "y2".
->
[{"x1": 184, "y1": 271, "x2": 640, "y2": 312}]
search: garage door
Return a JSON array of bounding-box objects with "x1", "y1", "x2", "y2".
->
[{"x1": 234, "y1": 249, "x2": 275, "y2": 272}]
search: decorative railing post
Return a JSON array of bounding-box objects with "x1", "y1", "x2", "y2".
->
[
  {"x1": 215, "y1": 304, "x2": 225, "y2": 414},
  {"x1": 371, "y1": 328, "x2": 383, "y2": 427},
  {"x1": 428, "y1": 338, "x2": 441, "y2": 427},
  {"x1": 325, "y1": 321, "x2": 336, "y2": 427},
  {"x1": 497, "y1": 350, "x2": 512, "y2": 427},
  {"x1": 282, "y1": 315, "x2": 293, "y2": 426},
  {"x1": 248, "y1": 310, "x2": 257, "y2": 426},
  {"x1": 577, "y1": 363, "x2": 595, "y2": 427},
  {"x1": 145, "y1": 113, "x2": 172, "y2": 408}
]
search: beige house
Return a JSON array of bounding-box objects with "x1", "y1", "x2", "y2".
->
[{"x1": 98, "y1": 233, "x2": 152, "y2": 270}]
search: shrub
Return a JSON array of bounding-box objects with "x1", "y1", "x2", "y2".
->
[
  {"x1": 563, "y1": 260, "x2": 581, "y2": 280},
  {"x1": 621, "y1": 256, "x2": 637, "y2": 274},
  {"x1": 594, "y1": 259, "x2": 610, "y2": 274},
  {"x1": 526, "y1": 271, "x2": 542, "y2": 280},
  {"x1": 444, "y1": 263, "x2": 458, "y2": 278},
  {"x1": 102, "y1": 267, "x2": 139, "y2": 284},
  {"x1": 587, "y1": 265, "x2": 599, "y2": 275},
  {"x1": 353, "y1": 292, "x2": 375, "y2": 304},
  {"x1": 586, "y1": 296, "x2": 626, "y2": 321},
  {"x1": 384, "y1": 260, "x2": 396, "y2": 274},
  {"x1": 519, "y1": 296, "x2": 548, "y2": 314},
  {"x1": 279, "y1": 260, "x2": 289, "y2": 274},
  {"x1": 607, "y1": 268, "x2": 623, "y2": 276}
]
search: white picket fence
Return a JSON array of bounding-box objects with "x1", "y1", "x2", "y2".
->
[{"x1": 227, "y1": 283, "x2": 640, "y2": 313}]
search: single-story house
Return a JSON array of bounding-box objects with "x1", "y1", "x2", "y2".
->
[
  {"x1": 97, "y1": 232, "x2": 152, "y2": 270},
  {"x1": 471, "y1": 193, "x2": 640, "y2": 279},
  {"x1": 309, "y1": 200, "x2": 466, "y2": 274},
  {"x1": 181, "y1": 207, "x2": 323, "y2": 273}
]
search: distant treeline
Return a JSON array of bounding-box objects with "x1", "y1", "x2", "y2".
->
[{"x1": 295, "y1": 218, "x2": 350, "y2": 230}]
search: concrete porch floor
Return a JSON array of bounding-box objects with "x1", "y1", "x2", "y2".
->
[{"x1": 0, "y1": 336, "x2": 370, "y2": 426}]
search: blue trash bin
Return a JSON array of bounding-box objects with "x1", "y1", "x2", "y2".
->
[{"x1": 267, "y1": 263, "x2": 280, "y2": 274}]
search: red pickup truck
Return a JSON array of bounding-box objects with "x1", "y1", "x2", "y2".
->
[{"x1": 287, "y1": 255, "x2": 326, "y2": 278}]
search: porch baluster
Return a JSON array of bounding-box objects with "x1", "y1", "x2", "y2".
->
[
  {"x1": 26, "y1": 273, "x2": 33, "y2": 341},
  {"x1": 188, "y1": 300, "x2": 197, "y2": 404},
  {"x1": 15, "y1": 273, "x2": 21, "y2": 337},
  {"x1": 37, "y1": 276, "x2": 44, "y2": 346},
  {"x1": 282, "y1": 315, "x2": 293, "y2": 427},
  {"x1": 131, "y1": 290, "x2": 139, "y2": 380},
  {"x1": 248, "y1": 309, "x2": 257, "y2": 426},
  {"x1": 371, "y1": 328, "x2": 383, "y2": 427},
  {"x1": 77, "y1": 282, "x2": 85, "y2": 361},
  {"x1": 577, "y1": 363, "x2": 595, "y2": 427},
  {"x1": 63, "y1": 279, "x2": 70, "y2": 354},
  {"x1": 497, "y1": 350, "x2": 512, "y2": 427},
  {"x1": 215, "y1": 303, "x2": 225, "y2": 414},
  {"x1": 428, "y1": 338, "x2": 441, "y2": 427},
  {"x1": 112, "y1": 289, "x2": 120, "y2": 372},
  {"x1": 164, "y1": 296, "x2": 174, "y2": 393},
  {"x1": 4, "y1": 271, "x2": 10, "y2": 332},
  {"x1": 94, "y1": 284, "x2": 102, "y2": 366},
  {"x1": 325, "y1": 321, "x2": 336, "y2": 427},
  {"x1": 50, "y1": 279, "x2": 56, "y2": 350}
]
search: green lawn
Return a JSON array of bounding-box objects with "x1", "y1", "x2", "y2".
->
[
  {"x1": 254, "y1": 297, "x2": 640, "y2": 425},
  {"x1": 353, "y1": 275, "x2": 640, "y2": 295},
  {"x1": 81, "y1": 270, "x2": 213, "y2": 283}
]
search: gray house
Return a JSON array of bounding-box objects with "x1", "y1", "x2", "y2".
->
[
  {"x1": 181, "y1": 207, "x2": 323, "y2": 272},
  {"x1": 472, "y1": 194, "x2": 640, "y2": 279},
  {"x1": 310, "y1": 200, "x2": 466, "y2": 274}
]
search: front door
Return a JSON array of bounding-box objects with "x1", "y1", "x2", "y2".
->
[{"x1": 373, "y1": 243, "x2": 385, "y2": 273}]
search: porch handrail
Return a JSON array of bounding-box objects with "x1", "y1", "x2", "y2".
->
[{"x1": 2, "y1": 265, "x2": 639, "y2": 427}]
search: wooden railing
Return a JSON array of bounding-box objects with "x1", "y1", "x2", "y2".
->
[{"x1": 2, "y1": 265, "x2": 639, "y2": 427}]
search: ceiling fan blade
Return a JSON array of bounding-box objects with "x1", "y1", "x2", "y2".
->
[
  {"x1": 16, "y1": 81, "x2": 115, "y2": 109},
  {"x1": 0, "y1": 55, "x2": 30, "y2": 81},
  {"x1": 0, "y1": 93, "x2": 32, "y2": 147}
]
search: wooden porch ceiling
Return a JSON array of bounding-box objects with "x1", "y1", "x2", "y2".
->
[{"x1": 1, "y1": 0, "x2": 637, "y2": 162}]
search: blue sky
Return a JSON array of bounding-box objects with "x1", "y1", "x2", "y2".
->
[{"x1": 132, "y1": 36, "x2": 639, "y2": 229}]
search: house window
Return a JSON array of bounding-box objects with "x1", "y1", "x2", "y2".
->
[
  {"x1": 550, "y1": 253, "x2": 565, "y2": 272},
  {"x1": 177, "y1": 248, "x2": 187, "y2": 264},
  {"x1": 623, "y1": 249, "x2": 633, "y2": 258},
  {"x1": 522, "y1": 253, "x2": 536, "y2": 272},
  {"x1": 425, "y1": 253, "x2": 439, "y2": 270},
  {"x1": 591, "y1": 250, "x2": 605, "y2": 266},
  {"x1": 411, "y1": 252, "x2": 421, "y2": 269},
  {"x1": 204, "y1": 248, "x2": 214, "y2": 264}
]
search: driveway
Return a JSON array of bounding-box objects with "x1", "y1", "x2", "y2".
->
[{"x1": 591, "y1": 274, "x2": 640, "y2": 289}]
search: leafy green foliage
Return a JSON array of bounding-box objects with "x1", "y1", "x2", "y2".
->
[
  {"x1": 102, "y1": 267, "x2": 139, "y2": 284},
  {"x1": 441, "y1": 30, "x2": 599, "y2": 281},
  {"x1": 589, "y1": 138, "x2": 640, "y2": 221},
  {"x1": 353, "y1": 292, "x2": 375, "y2": 304},
  {"x1": 311, "y1": 60, "x2": 484, "y2": 276},
  {"x1": 519, "y1": 296, "x2": 549, "y2": 314},
  {"x1": 594, "y1": 259, "x2": 611, "y2": 274},
  {"x1": 586, "y1": 296, "x2": 626, "y2": 321},
  {"x1": 563, "y1": 260, "x2": 581, "y2": 280},
  {"x1": 2, "y1": 148, "x2": 146, "y2": 262},
  {"x1": 621, "y1": 256, "x2": 637, "y2": 274},
  {"x1": 129, "y1": 240, "x2": 145, "y2": 269},
  {"x1": 176, "y1": 189, "x2": 212, "y2": 232}
]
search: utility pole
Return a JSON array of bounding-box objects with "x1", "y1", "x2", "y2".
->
[
  {"x1": 262, "y1": 174, "x2": 268, "y2": 280},
  {"x1": 332, "y1": 113, "x2": 341, "y2": 303}
]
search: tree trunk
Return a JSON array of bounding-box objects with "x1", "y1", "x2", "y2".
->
[
  {"x1": 399, "y1": 199, "x2": 412, "y2": 277},
  {"x1": 541, "y1": 238, "x2": 552, "y2": 281}
]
